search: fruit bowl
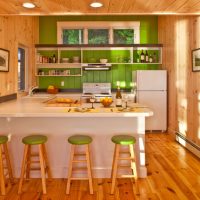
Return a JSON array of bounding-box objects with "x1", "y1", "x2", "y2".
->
[{"x1": 100, "y1": 97, "x2": 113, "y2": 107}]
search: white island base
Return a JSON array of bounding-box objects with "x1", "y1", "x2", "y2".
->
[{"x1": 0, "y1": 116, "x2": 147, "y2": 178}]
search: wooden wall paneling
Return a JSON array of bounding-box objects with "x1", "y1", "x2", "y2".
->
[
  {"x1": 192, "y1": 16, "x2": 200, "y2": 146},
  {"x1": 158, "y1": 15, "x2": 200, "y2": 148},
  {"x1": 0, "y1": 16, "x2": 38, "y2": 97}
]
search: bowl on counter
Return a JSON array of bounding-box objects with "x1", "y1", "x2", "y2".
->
[
  {"x1": 100, "y1": 59, "x2": 108, "y2": 64},
  {"x1": 100, "y1": 97, "x2": 113, "y2": 107}
]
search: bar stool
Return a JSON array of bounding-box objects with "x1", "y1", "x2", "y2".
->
[
  {"x1": 110, "y1": 135, "x2": 137, "y2": 194},
  {"x1": 18, "y1": 135, "x2": 52, "y2": 194},
  {"x1": 0, "y1": 135, "x2": 14, "y2": 195},
  {"x1": 66, "y1": 135, "x2": 93, "y2": 194}
]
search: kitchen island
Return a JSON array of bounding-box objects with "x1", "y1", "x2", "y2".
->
[{"x1": 0, "y1": 95, "x2": 153, "y2": 178}]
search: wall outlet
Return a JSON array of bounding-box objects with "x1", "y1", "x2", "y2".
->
[{"x1": 61, "y1": 81, "x2": 64, "y2": 87}]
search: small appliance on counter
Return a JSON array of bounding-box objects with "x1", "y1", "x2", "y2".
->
[{"x1": 82, "y1": 83, "x2": 112, "y2": 102}]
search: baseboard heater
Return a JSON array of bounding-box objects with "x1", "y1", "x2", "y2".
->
[{"x1": 175, "y1": 132, "x2": 200, "y2": 158}]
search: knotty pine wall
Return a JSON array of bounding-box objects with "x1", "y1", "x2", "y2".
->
[
  {"x1": 158, "y1": 16, "x2": 200, "y2": 146},
  {"x1": 0, "y1": 16, "x2": 38, "y2": 96}
]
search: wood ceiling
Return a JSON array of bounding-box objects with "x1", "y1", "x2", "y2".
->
[{"x1": 1, "y1": 0, "x2": 200, "y2": 15}]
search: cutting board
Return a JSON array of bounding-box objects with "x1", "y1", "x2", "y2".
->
[{"x1": 44, "y1": 97, "x2": 81, "y2": 107}]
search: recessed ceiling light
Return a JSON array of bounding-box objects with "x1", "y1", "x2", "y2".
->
[
  {"x1": 90, "y1": 2, "x2": 103, "y2": 8},
  {"x1": 22, "y1": 2, "x2": 36, "y2": 9}
]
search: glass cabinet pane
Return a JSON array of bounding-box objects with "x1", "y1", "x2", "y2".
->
[
  {"x1": 113, "y1": 29, "x2": 134, "y2": 44},
  {"x1": 88, "y1": 29, "x2": 109, "y2": 44},
  {"x1": 63, "y1": 29, "x2": 83, "y2": 44}
]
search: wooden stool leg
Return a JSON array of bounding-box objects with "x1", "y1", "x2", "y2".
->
[
  {"x1": 129, "y1": 144, "x2": 137, "y2": 179},
  {"x1": 111, "y1": 144, "x2": 120, "y2": 194},
  {"x1": 39, "y1": 144, "x2": 47, "y2": 194},
  {"x1": 42, "y1": 144, "x2": 52, "y2": 179},
  {"x1": 86, "y1": 144, "x2": 93, "y2": 194},
  {"x1": 111, "y1": 144, "x2": 117, "y2": 180},
  {"x1": 25, "y1": 145, "x2": 31, "y2": 180},
  {"x1": 18, "y1": 144, "x2": 29, "y2": 194},
  {"x1": 66, "y1": 145, "x2": 75, "y2": 194},
  {"x1": 0, "y1": 144, "x2": 6, "y2": 195},
  {"x1": 3, "y1": 143, "x2": 14, "y2": 184}
]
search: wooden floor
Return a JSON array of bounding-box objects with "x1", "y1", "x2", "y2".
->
[{"x1": 1, "y1": 133, "x2": 200, "y2": 200}]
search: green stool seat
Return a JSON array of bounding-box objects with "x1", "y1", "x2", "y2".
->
[
  {"x1": 0, "y1": 135, "x2": 8, "y2": 144},
  {"x1": 22, "y1": 135, "x2": 47, "y2": 145},
  {"x1": 68, "y1": 135, "x2": 92, "y2": 145},
  {"x1": 111, "y1": 135, "x2": 136, "y2": 145}
]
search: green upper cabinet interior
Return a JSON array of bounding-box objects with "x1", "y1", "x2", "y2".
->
[{"x1": 39, "y1": 16, "x2": 158, "y2": 89}]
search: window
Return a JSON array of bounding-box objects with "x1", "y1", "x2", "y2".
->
[
  {"x1": 57, "y1": 22, "x2": 140, "y2": 44},
  {"x1": 63, "y1": 29, "x2": 83, "y2": 44},
  {"x1": 18, "y1": 47, "x2": 28, "y2": 91},
  {"x1": 88, "y1": 29, "x2": 109, "y2": 44},
  {"x1": 113, "y1": 29, "x2": 134, "y2": 44}
]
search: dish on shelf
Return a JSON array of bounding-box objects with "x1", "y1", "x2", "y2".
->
[
  {"x1": 61, "y1": 58, "x2": 69, "y2": 63},
  {"x1": 73, "y1": 56, "x2": 80, "y2": 62},
  {"x1": 100, "y1": 59, "x2": 108, "y2": 64}
]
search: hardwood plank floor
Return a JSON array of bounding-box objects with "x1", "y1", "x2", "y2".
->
[{"x1": 0, "y1": 133, "x2": 200, "y2": 200}]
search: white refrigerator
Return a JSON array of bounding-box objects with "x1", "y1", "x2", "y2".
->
[{"x1": 132, "y1": 70, "x2": 167, "y2": 131}]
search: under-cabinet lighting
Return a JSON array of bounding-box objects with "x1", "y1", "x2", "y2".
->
[
  {"x1": 22, "y1": 2, "x2": 36, "y2": 8},
  {"x1": 84, "y1": 67, "x2": 110, "y2": 70},
  {"x1": 90, "y1": 2, "x2": 103, "y2": 8}
]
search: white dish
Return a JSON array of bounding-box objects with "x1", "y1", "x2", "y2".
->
[{"x1": 100, "y1": 59, "x2": 108, "y2": 64}]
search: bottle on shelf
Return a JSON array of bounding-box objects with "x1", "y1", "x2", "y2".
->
[
  {"x1": 153, "y1": 52, "x2": 157, "y2": 63},
  {"x1": 115, "y1": 85, "x2": 122, "y2": 107},
  {"x1": 140, "y1": 50, "x2": 145, "y2": 63},
  {"x1": 149, "y1": 54, "x2": 153, "y2": 63},
  {"x1": 52, "y1": 54, "x2": 56, "y2": 63},
  {"x1": 136, "y1": 51, "x2": 140, "y2": 63},
  {"x1": 145, "y1": 50, "x2": 149, "y2": 63}
]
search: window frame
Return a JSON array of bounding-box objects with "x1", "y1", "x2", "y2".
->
[
  {"x1": 57, "y1": 21, "x2": 140, "y2": 44},
  {"x1": 18, "y1": 45, "x2": 28, "y2": 92}
]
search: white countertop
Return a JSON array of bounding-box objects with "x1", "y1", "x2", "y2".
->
[{"x1": 0, "y1": 94, "x2": 153, "y2": 118}]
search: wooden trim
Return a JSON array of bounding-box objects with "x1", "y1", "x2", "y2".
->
[
  {"x1": 0, "y1": 93, "x2": 17, "y2": 103},
  {"x1": 35, "y1": 44, "x2": 163, "y2": 48}
]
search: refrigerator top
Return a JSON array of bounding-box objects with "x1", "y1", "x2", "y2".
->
[{"x1": 133, "y1": 70, "x2": 167, "y2": 91}]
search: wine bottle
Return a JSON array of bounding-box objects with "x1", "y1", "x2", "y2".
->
[
  {"x1": 52, "y1": 54, "x2": 56, "y2": 63},
  {"x1": 136, "y1": 52, "x2": 140, "y2": 63},
  {"x1": 115, "y1": 86, "x2": 122, "y2": 107},
  {"x1": 140, "y1": 50, "x2": 145, "y2": 63},
  {"x1": 153, "y1": 52, "x2": 157, "y2": 63},
  {"x1": 149, "y1": 54, "x2": 153, "y2": 63},
  {"x1": 145, "y1": 50, "x2": 149, "y2": 63}
]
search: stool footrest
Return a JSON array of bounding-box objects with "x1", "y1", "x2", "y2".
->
[
  {"x1": 117, "y1": 175, "x2": 136, "y2": 178},
  {"x1": 70, "y1": 177, "x2": 89, "y2": 180},
  {"x1": 74, "y1": 153, "x2": 86, "y2": 156},
  {"x1": 72, "y1": 167, "x2": 87, "y2": 172},
  {"x1": 72, "y1": 160, "x2": 87, "y2": 163},
  {"x1": 118, "y1": 157, "x2": 134, "y2": 160},
  {"x1": 118, "y1": 165, "x2": 131, "y2": 169}
]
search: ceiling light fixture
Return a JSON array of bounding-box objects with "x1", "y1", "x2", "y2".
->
[
  {"x1": 90, "y1": 1, "x2": 103, "y2": 8},
  {"x1": 22, "y1": 2, "x2": 36, "y2": 9}
]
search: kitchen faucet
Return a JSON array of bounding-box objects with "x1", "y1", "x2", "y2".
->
[{"x1": 29, "y1": 86, "x2": 38, "y2": 96}]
